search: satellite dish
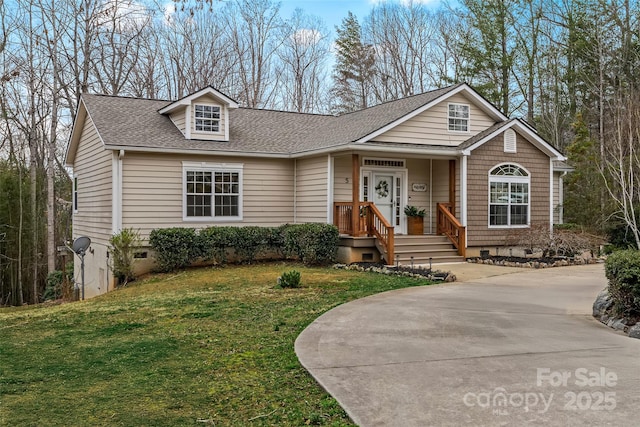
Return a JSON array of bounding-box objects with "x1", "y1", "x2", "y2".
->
[
  {"x1": 72, "y1": 236, "x2": 91, "y2": 255},
  {"x1": 72, "y1": 236, "x2": 91, "y2": 301}
]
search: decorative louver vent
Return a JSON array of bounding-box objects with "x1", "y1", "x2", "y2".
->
[
  {"x1": 504, "y1": 129, "x2": 516, "y2": 153},
  {"x1": 363, "y1": 158, "x2": 405, "y2": 168}
]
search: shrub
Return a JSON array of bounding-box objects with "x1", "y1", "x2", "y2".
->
[
  {"x1": 109, "y1": 228, "x2": 142, "y2": 285},
  {"x1": 505, "y1": 223, "x2": 602, "y2": 257},
  {"x1": 283, "y1": 223, "x2": 339, "y2": 265},
  {"x1": 278, "y1": 270, "x2": 301, "y2": 288},
  {"x1": 604, "y1": 250, "x2": 640, "y2": 318},
  {"x1": 607, "y1": 222, "x2": 640, "y2": 250},
  {"x1": 149, "y1": 224, "x2": 339, "y2": 272},
  {"x1": 232, "y1": 226, "x2": 271, "y2": 263},
  {"x1": 149, "y1": 227, "x2": 199, "y2": 272},
  {"x1": 198, "y1": 226, "x2": 237, "y2": 264},
  {"x1": 43, "y1": 264, "x2": 74, "y2": 301},
  {"x1": 43, "y1": 270, "x2": 64, "y2": 301}
]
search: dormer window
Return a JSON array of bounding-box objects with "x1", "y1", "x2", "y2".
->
[
  {"x1": 448, "y1": 103, "x2": 469, "y2": 132},
  {"x1": 195, "y1": 104, "x2": 220, "y2": 132}
]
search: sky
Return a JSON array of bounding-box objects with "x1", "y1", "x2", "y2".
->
[{"x1": 277, "y1": 0, "x2": 445, "y2": 33}]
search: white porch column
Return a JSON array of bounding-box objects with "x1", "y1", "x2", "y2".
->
[
  {"x1": 461, "y1": 154, "x2": 468, "y2": 248},
  {"x1": 327, "y1": 154, "x2": 334, "y2": 224}
]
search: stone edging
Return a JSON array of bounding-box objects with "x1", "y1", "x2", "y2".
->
[
  {"x1": 592, "y1": 288, "x2": 640, "y2": 339},
  {"x1": 333, "y1": 264, "x2": 456, "y2": 282},
  {"x1": 467, "y1": 257, "x2": 600, "y2": 269}
]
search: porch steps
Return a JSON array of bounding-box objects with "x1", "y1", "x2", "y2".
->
[{"x1": 392, "y1": 235, "x2": 465, "y2": 265}]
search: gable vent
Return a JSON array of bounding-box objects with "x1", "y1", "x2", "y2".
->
[
  {"x1": 363, "y1": 158, "x2": 405, "y2": 168},
  {"x1": 504, "y1": 129, "x2": 516, "y2": 153}
]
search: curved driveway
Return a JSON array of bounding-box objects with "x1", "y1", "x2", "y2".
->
[{"x1": 295, "y1": 264, "x2": 640, "y2": 426}]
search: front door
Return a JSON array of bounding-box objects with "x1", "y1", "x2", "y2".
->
[{"x1": 373, "y1": 173, "x2": 394, "y2": 225}]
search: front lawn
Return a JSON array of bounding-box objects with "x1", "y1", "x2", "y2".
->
[{"x1": 0, "y1": 264, "x2": 431, "y2": 426}]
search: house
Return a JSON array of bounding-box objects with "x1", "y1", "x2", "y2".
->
[{"x1": 65, "y1": 83, "x2": 567, "y2": 298}]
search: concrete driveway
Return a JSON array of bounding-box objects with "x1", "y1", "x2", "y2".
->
[{"x1": 295, "y1": 264, "x2": 640, "y2": 426}]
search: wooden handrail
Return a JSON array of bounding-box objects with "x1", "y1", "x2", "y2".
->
[
  {"x1": 366, "y1": 202, "x2": 394, "y2": 263},
  {"x1": 437, "y1": 203, "x2": 466, "y2": 257},
  {"x1": 334, "y1": 202, "x2": 394, "y2": 264}
]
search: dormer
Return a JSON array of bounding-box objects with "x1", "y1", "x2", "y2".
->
[{"x1": 159, "y1": 87, "x2": 239, "y2": 141}]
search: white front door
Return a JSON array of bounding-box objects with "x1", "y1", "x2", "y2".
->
[{"x1": 373, "y1": 173, "x2": 394, "y2": 225}]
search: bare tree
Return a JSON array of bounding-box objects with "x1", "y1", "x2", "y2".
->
[
  {"x1": 364, "y1": 2, "x2": 440, "y2": 102},
  {"x1": 276, "y1": 9, "x2": 330, "y2": 113},
  {"x1": 600, "y1": 91, "x2": 640, "y2": 249},
  {"x1": 224, "y1": 0, "x2": 283, "y2": 108},
  {"x1": 92, "y1": 0, "x2": 151, "y2": 95}
]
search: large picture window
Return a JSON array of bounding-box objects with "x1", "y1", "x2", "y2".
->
[
  {"x1": 489, "y1": 164, "x2": 529, "y2": 227},
  {"x1": 183, "y1": 163, "x2": 242, "y2": 221}
]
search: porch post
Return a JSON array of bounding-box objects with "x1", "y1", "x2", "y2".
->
[
  {"x1": 449, "y1": 159, "x2": 456, "y2": 214},
  {"x1": 352, "y1": 154, "x2": 360, "y2": 237}
]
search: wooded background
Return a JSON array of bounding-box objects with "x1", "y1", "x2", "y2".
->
[{"x1": 1, "y1": 0, "x2": 639, "y2": 305}]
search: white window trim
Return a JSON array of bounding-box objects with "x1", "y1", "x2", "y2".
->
[
  {"x1": 192, "y1": 103, "x2": 223, "y2": 136},
  {"x1": 182, "y1": 162, "x2": 243, "y2": 222},
  {"x1": 447, "y1": 102, "x2": 470, "y2": 133},
  {"x1": 488, "y1": 163, "x2": 531, "y2": 229}
]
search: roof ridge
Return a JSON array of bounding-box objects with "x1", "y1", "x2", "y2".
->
[
  {"x1": 336, "y1": 83, "x2": 463, "y2": 117},
  {"x1": 236, "y1": 106, "x2": 333, "y2": 117},
  {"x1": 83, "y1": 93, "x2": 171, "y2": 102}
]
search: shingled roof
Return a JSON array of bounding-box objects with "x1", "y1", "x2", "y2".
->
[{"x1": 74, "y1": 84, "x2": 466, "y2": 158}]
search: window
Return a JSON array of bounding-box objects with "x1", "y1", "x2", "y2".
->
[
  {"x1": 73, "y1": 176, "x2": 78, "y2": 212},
  {"x1": 194, "y1": 104, "x2": 221, "y2": 132},
  {"x1": 489, "y1": 164, "x2": 529, "y2": 227},
  {"x1": 183, "y1": 163, "x2": 243, "y2": 221},
  {"x1": 448, "y1": 103, "x2": 469, "y2": 132}
]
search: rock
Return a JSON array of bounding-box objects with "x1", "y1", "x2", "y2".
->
[
  {"x1": 445, "y1": 274, "x2": 456, "y2": 282},
  {"x1": 592, "y1": 288, "x2": 613, "y2": 317},
  {"x1": 612, "y1": 318, "x2": 628, "y2": 331},
  {"x1": 629, "y1": 324, "x2": 640, "y2": 339}
]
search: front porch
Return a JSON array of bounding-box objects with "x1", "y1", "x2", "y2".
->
[
  {"x1": 329, "y1": 153, "x2": 467, "y2": 265},
  {"x1": 333, "y1": 201, "x2": 465, "y2": 265}
]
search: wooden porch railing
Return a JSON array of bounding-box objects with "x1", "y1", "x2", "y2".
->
[
  {"x1": 436, "y1": 203, "x2": 466, "y2": 257},
  {"x1": 334, "y1": 202, "x2": 394, "y2": 263}
]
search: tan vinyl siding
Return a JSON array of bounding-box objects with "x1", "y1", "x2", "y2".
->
[
  {"x1": 333, "y1": 155, "x2": 352, "y2": 202},
  {"x1": 190, "y1": 94, "x2": 226, "y2": 140},
  {"x1": 467, "y1": 133, "x2": 550, "y2": 247},
  {"x1": 296, "y1": 156, "x2": 328, "y2": 223},
  {"x1": 72, "y1": 116, "x2": 112, "y2": 245},
  {"x1": 371, "y1": 93, "x2": 496, "y2": 146},
  {"x1": 169, "y1": 107, "x2": 187, "y2": 135},
  {"x1": 121, "y1": 153, "x2": 294, "y2": 240},
  {"x1": 431, "y1": 159, "x2": 454, "y2": 232}
]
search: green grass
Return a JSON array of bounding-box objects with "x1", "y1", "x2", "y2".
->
[{"x1": 0, "y1": 263, "x2": 432, "y2": 426}]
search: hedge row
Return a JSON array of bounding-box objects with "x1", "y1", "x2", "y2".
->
[
  {"x1": 604, "y1": 250, "x2": 640, "y2": 318},
  {"x1": 148, "y1": 224, "x2": 339, "y2": 272}
]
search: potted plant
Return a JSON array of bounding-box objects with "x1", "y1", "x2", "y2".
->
[{"x1": 404, "y1": 205, "x2": 426, "y2": 235}]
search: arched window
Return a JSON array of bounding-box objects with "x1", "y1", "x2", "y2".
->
[{"x1": 489, "y1": 164, "x2": 530, "y2": 227}]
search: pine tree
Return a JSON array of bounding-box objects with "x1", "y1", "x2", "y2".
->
[{"x1": 330, "y1": 12, "x2": 375, "y2": 114}]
